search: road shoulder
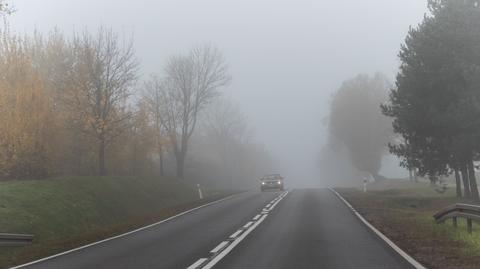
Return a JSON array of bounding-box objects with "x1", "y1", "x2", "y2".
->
[{"x1": 335, "y1": 185, "x2": 480, "y2": 269}]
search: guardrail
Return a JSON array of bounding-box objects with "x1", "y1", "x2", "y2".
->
[
  {"x1": 434, "y1": 203, "x2": 480, "y2": 234},
  {"x1": 0, "y1": 233, "x2": 34, "y2": 246}
]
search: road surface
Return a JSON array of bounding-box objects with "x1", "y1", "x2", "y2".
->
[{"x1": 18, "y1": 189, "x2": 415, "y2": 269}]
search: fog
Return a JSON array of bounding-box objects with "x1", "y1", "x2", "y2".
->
[{"x1": 9, "y1": 0, "x2": 429, "y2": 187}]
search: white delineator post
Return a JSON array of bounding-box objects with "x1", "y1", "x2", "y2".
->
[
  {"x1": 197, "y1": 184, "x2": 204, "y2": 199},
  {"x1": 363, "y1": 178, "x2": 367, "y2": 193}
]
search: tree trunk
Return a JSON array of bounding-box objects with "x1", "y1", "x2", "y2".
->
[
  {"x1": 468, "y1": 160, "x2": 479, "y2": 202},
  {"x1": 454, "y1": 168, "x2": 462, "y2": 198},
  {"x1": 461, "y1": 165, "x2": 471, "y2": 198},
  {"x1": 158, "y1": 147, "x2": 164, "y2": 177},
  {"x1": 175, "y1": 138, "x2": 189, "y2": 179},
  {"x1": 409, "y1": 169, "x2": 413, "y2": 181},
  {"x1": 98, "y1": 138, "x2": 106, "y2": 176},
  {"x1": 413, "y1": 169, "x2": 418, "y2": 182},
  {"x1": 176, "y1": 154, "x2": 184, "y2": 179}
]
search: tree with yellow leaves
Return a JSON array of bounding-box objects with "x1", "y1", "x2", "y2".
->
[
  {"x1": 66, "y1": 28, "x2": 139, "y2": 176},
  {"x1": 0, "y1": 30, "x2": 56, "y2": 179}
]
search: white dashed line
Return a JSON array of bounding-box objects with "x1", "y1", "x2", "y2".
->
[
  {"x1": 187, "y1": 258, "x2": 208, "y2": 269},
  {"x1": 243, "y1": 221, "x2": 253, "y2": 228},
  {"x1": 229, "y1": 230, "x2": 243, "y2": 239},
  {"x1": 210, "y1": 241, "x2": 229, "y2": 253},
  {"x1": 188, "y1": 191, "x2": 289, "y2": 269},
  {"x1": 202, "y1": 215, "x2": 268, "y2": 269},
  {"x1": 12, "y1": 194, "x2": 239, "y2": 269}
]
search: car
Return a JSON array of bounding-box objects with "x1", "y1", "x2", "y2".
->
[{"x1": 260, "y1": 174, "x2": 285, "y2": 192}]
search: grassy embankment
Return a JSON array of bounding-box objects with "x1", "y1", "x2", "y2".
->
[
  {"x1": 337, "y1": 180, "x2": 480, "y2": 269},
  {"x1": 0, "y1": 176, "x2": 231, "y2": 268}
]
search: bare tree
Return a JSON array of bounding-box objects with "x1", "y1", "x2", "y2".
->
[
  {"x1": 68, "y1": 28, "x2": 138, "y2": 176},
  {"x1": 204, "y1": 97, "x2": 251, "y2": 186},
  {"x1": 160, "y1": 45, "x2": 230, "y2": 178},
  {"x1": 0, "y1": 1, "x2": 14, "y2": 16},
  {"x1": 144, "y1": 76, "x2": 169, "y2": 176}
]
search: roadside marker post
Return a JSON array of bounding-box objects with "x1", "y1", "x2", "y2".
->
[
  {"x1": 197, "y1": 184, "x2": 204, "y2": 199},
  {"x1": 363, "y1": 178, "x2": 367, "y2": 193}
]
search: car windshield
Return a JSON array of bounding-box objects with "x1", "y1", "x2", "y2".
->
[{"x1": 263, "y1": 176, "x2": 281, "y2": 180}]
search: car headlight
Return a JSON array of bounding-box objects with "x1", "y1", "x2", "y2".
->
[
  {"x1": 277, "y1": 181, "x2": 281, "y2": 184},
  {"x1": 262, "y1": 182, "x2": 266, "y2": 185}
]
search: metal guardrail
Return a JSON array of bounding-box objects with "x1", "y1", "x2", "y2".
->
[
  {"x1": 0, "y1": 233, "x2": 34, "y2": 246},
  {"x1": 434, "y1": 203, "x2": 480, "y2": 233}
]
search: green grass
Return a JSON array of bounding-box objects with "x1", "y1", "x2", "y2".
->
[
  {"x1": 0, "y1": 176, "x2": 225, "y2": 268},
  {"x1": 423, "y1": 215, "x2": 480, "y2": 255}
]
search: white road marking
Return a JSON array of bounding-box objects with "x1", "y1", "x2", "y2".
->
[
  {"x1": 202, "y1": 215, "x2": 268, "y2": 269},
  {"x1": 328, "y1": 188, "x2": 426, "y2": 269},
  {"x1": 229, "y1": 230, "x2": 243, "y2": 239},
  {"x1": 186, "y1": 191, "x2": 289, "y2": 269},
  {"x1": 243, "y1": 221, "x2": 253, "y2": 228},
  {"x1": 210, "y1": 241, "x2": 229, "y2": 253},
  {"x1": 265, "y1": 192, "x2": 287, "y2": 211},
  {"x1": 200, "y1": 191, "x2": 288, "y2": 269},
  {"x1": 187, "y1": 258, "x2": 208, "y2": 269},
  {"x1": 10, "y1": 194, "x2": 240, "y2": 269}
]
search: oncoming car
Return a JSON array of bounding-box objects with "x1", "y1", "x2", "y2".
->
[{"x1": 260, "y1": 174, "x2": 284, "y2": 192}]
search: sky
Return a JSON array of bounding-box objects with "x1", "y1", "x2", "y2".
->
[{"x1": 8, "y1": 0, "x2": 429, "y2": 187}]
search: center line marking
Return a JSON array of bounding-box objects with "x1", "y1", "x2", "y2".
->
[
  {"x1": 243, "y1": 221, "x2": 253, "y2": 228},
  {"x1": 202, "y1": 215, "x2": 268, "y2": 269},
  {"x1": 187, "y1": 258, "x2": 207, "y2": 269},
  {"x1": 188, "y1": 191, "x2": 289, "y2": 269},
  {"x1": 210, "y1": 241, "x2": 229, "y2": 253},
  {"x1": 229, "y1": 230, "x2": 243, "y2": 239}
]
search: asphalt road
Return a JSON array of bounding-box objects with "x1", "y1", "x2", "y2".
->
[{"x1": 19, "y1": 189, "x2": 415, "y2": 269}]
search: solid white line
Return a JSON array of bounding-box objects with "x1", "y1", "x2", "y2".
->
[
  {"x1": 186, "y1": 258, "x2": 208, "y2": 269},
  {"x1": 201, "y1": 191, "x2": 288, "y2": 269},
  {"x1": 328, "y1": 188, "x2": 426, "y2": 269},
  {"x1": 11, "y1": 194, "x2": 239, "y2": 269},
  {"x1": 253, "y1": 214, "x2": 261, "y2": 220},
  {"x1": 210, "y1": 241, "x2": 229, "y2": 253},
  {"x1": 243, "y1": 221, "x2": 253, "y2": 228},
  {"x1": 229, "y1": 230, "x2": 243, "y2": 239},
  {"x1": 266, "y1": 191, "x2": 288, "y2": 211},
  {"x1": 202, "y1": 215, "x2": 268, "y2": 269}
]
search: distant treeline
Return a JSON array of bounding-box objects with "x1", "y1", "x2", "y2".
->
[{"x1": 0, "y1": 17, "x2": 273, "y2": 187}]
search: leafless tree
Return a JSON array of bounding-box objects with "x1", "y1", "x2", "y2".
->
[
  {"x1": 204, "y1": 97, "x2": 251, "y2": 186},
  {"x1": 68, "y1": 28, "x2": 138, "y2": 176},
  {"x1": 160, "y1": 45, "x2": 230, "y2": 178},
  {"x1": 0, "y1": 1, "x2": 14, "y2": 16},
  {"x1": 144, "y1": 76, "x2": 169, "y2": 177}
]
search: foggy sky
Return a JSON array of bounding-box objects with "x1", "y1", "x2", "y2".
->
[{"x1": 9, "y1": 0, "x2": 428, "y2": 187}]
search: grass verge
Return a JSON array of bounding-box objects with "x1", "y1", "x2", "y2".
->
[
  {"x1": 336, "y1": 180, "x2": 480, "y2": 269},
  {"x1": 0, "y1": 176, "x2": 233, "y2": 268}
]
